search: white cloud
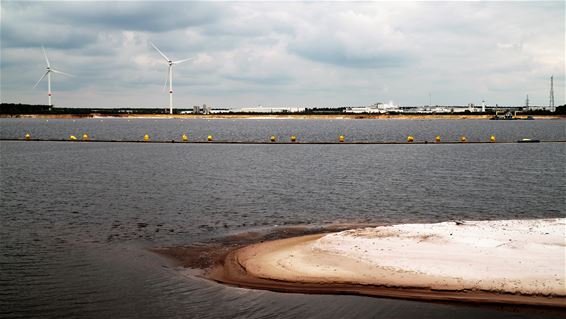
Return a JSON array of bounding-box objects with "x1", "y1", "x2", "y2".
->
[{"x1": 0, "y1": 1, "x2": 564, "y2": 108}]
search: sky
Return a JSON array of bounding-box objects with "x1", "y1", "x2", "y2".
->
[{"x1": 0, "y1": 1, "x2": 564, "y2": 109}]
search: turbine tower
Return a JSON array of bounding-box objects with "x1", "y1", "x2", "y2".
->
[
  {"x1": 549, "y1": 75, "x2": 555, "y2": 112},
  {"x1": 33, "y1": 46, "x2": 73, "y2": 106},
  {"x1": 150, "y1": 42, "x2": 193, "y2": 115}
]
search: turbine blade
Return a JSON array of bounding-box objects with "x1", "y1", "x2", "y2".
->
[
  {"x1": 173, "y1": 57, "x2": 194, "y2": 64},
  {"x1": 51, "y1": 69, "x2": 74, "y2": 77},
  {"x1": 150, "y1": 42, "x2": 170, "y2": 62},
  {"x1": 42, "y1": 46, "x2": 51, "y2": 68},
  {"x1": 162, "y1": 66, "x2": 170, "y2": 92},
  {"x1": 33, "y1": 71, "x2": 49, "y2": 88}
]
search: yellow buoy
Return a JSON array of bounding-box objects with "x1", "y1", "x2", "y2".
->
[
  {"x1": 270, "y1": 136, "x2": 276, "y2": 142},
  {"x1": 435, "y1": 136, "x2": 441, "y2": 143},
  {"x1": 339, "y1": 135, "x2": 345, "y2": 143},
  {"x1": 182, "y1": 134, "x2": 188, "y2": 142},
  {"x1": 407, "y1": 135, "x2": 414, "y2": 143},
  {"x1": 460, "y1": 136, "x2": 467, "y2": 142},
  {"x1": 69, "y1": 135, "x2": 77, "y2": 141},
  {"x1": 207, "y1": 135, "x2": 213, "y2": 142},
  {"x1": 82, "y1": 134, "x2": 89, "y2": 141},
  {"x1": 490, "y1": 135, "x2": 496, "y2": 142},
  {"x1": 143, "y1": 134, "x2": 150, "y2": 141},
  {"x1": 290, "y1": 135, "x2": 297, "y2": 142},
  {"x1": 24, "y1": 133, "x2": 31, "y2": 140}
]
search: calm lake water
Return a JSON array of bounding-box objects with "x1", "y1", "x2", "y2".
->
[{"x1": 1, "y1": 118, "x2": 565, "y2": 318}]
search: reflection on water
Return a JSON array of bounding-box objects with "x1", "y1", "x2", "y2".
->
[{"x1": 1, "y1": 119, "x2": 564, "y2": 318}]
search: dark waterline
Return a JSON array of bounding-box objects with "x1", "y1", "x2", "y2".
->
[{"x1": 1, "y1": 119, "x2": 565, "y2": 318}]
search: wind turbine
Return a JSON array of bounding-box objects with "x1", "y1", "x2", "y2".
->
[
  {"x1": 150, "y1": 42, "x2": 193, "y2": 115},
  {"x1": 33, "y1": 46, "x2": 73, "y2": 106}
]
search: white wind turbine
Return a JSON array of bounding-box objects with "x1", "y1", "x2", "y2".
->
[
  {"x1": 150, "y1": 42, "x2": 193, "y2": 115},
  {"x1": 33, "y1": 46, "x2": 73, "y2": 106}
]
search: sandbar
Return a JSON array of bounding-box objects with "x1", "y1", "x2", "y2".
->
[{"x1": 211, "y1": 218, "x2": 566, "y2": 307}]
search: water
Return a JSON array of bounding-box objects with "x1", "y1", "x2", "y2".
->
[
  {"x1": 1, "y1": 118, "x2": 565, "y2": 318},
  {"x1": 1, "y1": 118, "x2": 565, "y2": 142}
]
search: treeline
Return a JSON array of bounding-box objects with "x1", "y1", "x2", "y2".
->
[
  {"x1": 0, "y1": 103, "x2": 349, "y2": 115},
  {"x1": 304, "y1": 107, "x2": 346, "y2": 114},
  {"x1": 1, "y1": 103, "x2": 564, "y2": 115},
  {"x1": 1, "y1": 103, "x2": 53, "y2": 114},
  {"x1": 0, "y1": 103, "x2": 172, "y2": 115}
]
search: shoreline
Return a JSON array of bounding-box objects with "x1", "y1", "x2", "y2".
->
[
  {"x1": 209, "y1": 236, "x2": 565, "y2": 308},
  {"x1": 206, "y1": 219, "x2": 565, "y2": 308},
  {"x1": 1, "y1": 113, "x2": 565, "y2": 120}
]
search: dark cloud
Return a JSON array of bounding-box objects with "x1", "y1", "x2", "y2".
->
[
  {"x1": 223, "y1": 73, "x2": 293, "y2": 86},
  {"x1": 290, "y1": 44, "x2": 413, "y2": 69},
  {"x1": 47, "y1": 2, "x2": 223, "y2": 32},
  {"x1": 0, "y1": 2, "x2": 224, "y2": 49},
  {"x1": 0, "y1": 19, "x2": 98, "y2": 49},
  {"x1": 0, "y1": 1, "x2": 563, "y2": 107}
]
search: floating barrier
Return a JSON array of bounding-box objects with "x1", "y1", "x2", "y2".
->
[
  {"x1": 270, "y1": 136, "x2": 276, "y2": 142},
  {"x1": 518, "y1": 138, "x2": 541, "y2": 143},
  {"x1": 5, "y1": 138, "x2": 563, "y2": 145},
  {"x1": 182, "y1": 134, "x2": 188, "y2": 142},
  {"x1": 407, "y1": 135, "x2": 414, "y2": 143},
  {"x1": 143, "y1": 134, "x2": 150, "y2": 141},
  {"x1": 339, "y1": 135, "x2": 345, "y2": 143}
]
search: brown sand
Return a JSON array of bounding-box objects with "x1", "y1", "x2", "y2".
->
[
  {"x1": 152, "y1": 224, "x2": 380, "y2": 269},
  {"x1": 208, "y1": 234, "x2": 566, "y2": 308}
]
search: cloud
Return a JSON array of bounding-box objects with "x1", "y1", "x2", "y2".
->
[
  {"x1": 0, "y1": 1, "x2": 564, "y2": 108},
  {"x1": 288, "y1": 5, "x2": 416, "y2": 68}
]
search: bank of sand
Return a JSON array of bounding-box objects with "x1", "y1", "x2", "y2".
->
[{"x1": 211, "y1": 218, "x2": 566, "y2": 307}]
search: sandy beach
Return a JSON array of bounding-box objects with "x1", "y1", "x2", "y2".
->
[{"x1": 210, "y1": 219, "x2": 566, "y2": 307}]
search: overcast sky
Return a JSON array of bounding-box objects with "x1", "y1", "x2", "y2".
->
[{"x1": 1, "y1": 1, "x2": 564, "y2": 108}]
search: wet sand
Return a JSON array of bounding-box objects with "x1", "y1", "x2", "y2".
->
[
  {"x1": 207, "y1": 220, "x2": 566, "y2": 308},
  {"x1": 152, "y1": 224, "x2": 381, "y2": 270}
]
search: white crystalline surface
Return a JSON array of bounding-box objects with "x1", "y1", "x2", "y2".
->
[{"x1": 311, "y1": 218, "x2": 566, "y2": 295}]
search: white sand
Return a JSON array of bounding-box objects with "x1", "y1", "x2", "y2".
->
[
  {"x1": 237, "y1": 218, "x2": 565, "y2": 296},
  {"x1": 311, "y1": 219, "x2": 565, "y2": 295}
]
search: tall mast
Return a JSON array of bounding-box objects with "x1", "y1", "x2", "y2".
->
[{"x1": 549, "y1": 76, "x2": 555, "y2": 112}]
